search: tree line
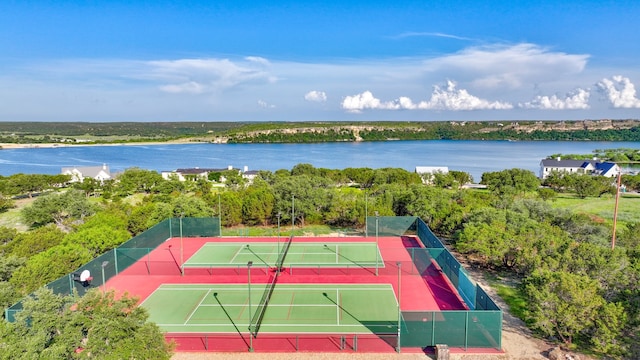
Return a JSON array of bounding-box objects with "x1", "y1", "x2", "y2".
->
[
  {"x1": 1, "y1": 120, "x2": 639, "y2": 146},
  {"x1": 0, "y1": 164, "x2": 638, "y2": 358}
]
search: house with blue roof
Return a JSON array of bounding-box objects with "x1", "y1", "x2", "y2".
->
[{"x1": 539, "y1": 157, "x2": 620, "y2": 179}]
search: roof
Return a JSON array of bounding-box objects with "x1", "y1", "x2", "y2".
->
[
  {"x1": 173, "y1": 168, "x2": 229, "y2": 174},
  {"x1": 540, "y1": 159, "x2": 618, "y2": 174},
  {"x1": 540, "y1": 159, "x2": 593, "y2": 168},
  {"x1": 594, "y1": 162, "x2": 617, "y2": 174},
  {"x1": 61, "y1": 165, "x2": 110, "y2": 178}
]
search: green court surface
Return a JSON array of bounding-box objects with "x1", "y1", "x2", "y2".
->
[
  {"x1": 183, "y1": 242, "x2": 382, "y2": 270},
  {"x1": 141, "y1": 284, "x2": 399, "y2": 334}
]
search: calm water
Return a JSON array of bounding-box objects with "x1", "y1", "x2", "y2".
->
[{"x1": 1, "y1": 141, "x2": 639, "y2": 182}]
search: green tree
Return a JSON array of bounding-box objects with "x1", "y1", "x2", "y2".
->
[
  {"x1": 0, "y1": 255, "x2": 24, "y2": 282},
  {"x1": 524, "y1": 270, "x2": 605, "y2": 345},
  {"x1": 0, "y1": 226, "x2": 17, "y2": 246},
  {"x1": 2, "y1": 225, "x2": 65, "y2": 258},
  {"x1": 0, "y1": 195, "x2": 14, "y2": 213},
  {"x1": 537, "y1": 187, "x2": 557, "y2": 201},
  {"x1": 481, "y1": 168, "x2": 540, "y2": 196},
  {"x1": 242, "y1": 185, "x2": 275, "y2": 225},
  {"x1": 73, "y1": 177, "x2": 101, "y2": 197},
  {"x1": 220, "y1": 191, "x2": 242, "y2": 226},
  {"x1": 170, "y1": 195, "x2": 214, "y2": 218},
  {"x1": 0, "y1": 281, "x2": 18, "y2": 313},
  {"x1": 223, "y1": 169, "x2": 245, "y2": 190},
  {"x1": 0, "y1": 288, "x2": 172, "y2": 359},
  {"x1": 272, "y1": 175, "x2": 332, "y2": 226},
  {"x1": 589, "y1": 302, "x2": 627, "y2": 357},
  {"x1": 450, "y1": 170, "x2": 473, "y2": 188},
  {"x1": 21, "y1": 190, "x2": 96, "y2": 229},
  {"x1": 115, "y1": 168, "x2": 165, "y2": 195},
  {"x1": 126, "y1": 202, "x2": 158, "y2": 235},
  {"x1": 9, "y1": 244, "x2": 93, "y2": 295},
  {"x1": 324, "y1": 187, "x2": 363, "y2": 227}
]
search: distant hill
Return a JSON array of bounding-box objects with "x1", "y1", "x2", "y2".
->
[{"x1": 0, "y1": 119, "x2": 638, "y2": 145}]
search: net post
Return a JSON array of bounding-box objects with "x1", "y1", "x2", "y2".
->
[
  {"x1": 68, "y1": 274, "x2": 74, "y2": 295},
  {"x1": 465, "y1": 311, "x2": 469, "y2": 350},
  {"x1": 147, "y1": 248, "x2": 151, "y2": 275}
]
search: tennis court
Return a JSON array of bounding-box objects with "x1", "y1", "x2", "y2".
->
[
  {"x1": 182, "y1": 241, "x2": 382, "y2": 272},
  {"x1": 141, "y1": 283, "x2": 399, "y2": 335}
]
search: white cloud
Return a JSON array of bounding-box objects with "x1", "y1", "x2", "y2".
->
[
  {"x1": 304, "y1": 90, "x2": 327, "y2": 102},
  {"x1": 424, "y1": 44, "x2": 589, "y2": 89},
  {"x1": 244, "y1": 56, "x2": 270, "y2": 66},
  {"x1": 342, "y1": 91, "x2": 384, "y2": 113},
  {"x1": 258, "y1": 99, "x2": 275, "y2": 108},
  {"x1": 147, "y1": 58, "x2": 274, "y2": 94},
  {"x1": 341, "y1": 81, "x2": 512, "y2": 113},
  {"x1": 419, "y1": 80, "x2": 513, "y2": 110},
  {"x1": 519, "y1": 88, "x2": 590, "y2": 110},
  {"x1": 389, "y1": 32, "x2": 473, "y2": 41},
  {"x1": 596, "y1": 76, "x2": 640, "y2": 108},
  {"x1": 159, "y1": 81, "x2": 205, "y2": 94}
]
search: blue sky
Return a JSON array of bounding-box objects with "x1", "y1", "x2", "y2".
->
[{"x1": 1, "y1": 0, "x2": 640, "y2": 122}]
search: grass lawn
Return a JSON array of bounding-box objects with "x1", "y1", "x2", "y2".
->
[
  {"x1": 0, "y1": 198, "x2": 35, "y2": 231},
  {"x1": 550, "y1": 193, "x2": 640, "y2": 228}
]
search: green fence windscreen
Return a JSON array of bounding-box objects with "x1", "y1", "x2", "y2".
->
[
  {"x1": 168, "y1": 217, "x2": 220, "y2": 238},
  {"x1": 400, "y1": 310, "x2": 501, "y2": 349},
  {"x1": 366, "y1": 216, "x2": 416, "y2": 237}
]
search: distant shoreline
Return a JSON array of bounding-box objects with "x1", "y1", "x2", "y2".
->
[{"x1": 0, "y1": 140, "x2": 197, "y2": 150}]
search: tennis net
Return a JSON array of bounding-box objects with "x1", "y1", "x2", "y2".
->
[
  {"x1": 249, "y1": 236, "x2": 294, "y2": 336},
  {"x1": 275, "y1": 235, "x2": 294, "y2": 269},
  {"x1": 250, "y1": 272, "x2": 276, "y2": 336}
]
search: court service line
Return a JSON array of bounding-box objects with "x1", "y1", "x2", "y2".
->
[
  {"x1": 336, "y1": 289, "x2": 340, "y2": 326},
  {"x1": 154, "y1": 285, "x2": 392, "y2": 292},
  {"x1": 183, "y1": 290, "x2": 211, "y2": 325},
  {"x1": 229, "y1": 244, "x2": 246, "y2": 263}
]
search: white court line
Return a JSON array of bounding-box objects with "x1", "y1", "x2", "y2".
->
[
  {"x1": 155, "y1": 285, "x2": 392, "y2": 291},
  {"x1": 183, "y1": 290, "x2": 211, "y2": 325},
  {"x1": 336, "y1": 288, "x2": 340, "y2": 325},
  {"x1": 229, "y1": 244, "x2": 247, "y2": 263}
]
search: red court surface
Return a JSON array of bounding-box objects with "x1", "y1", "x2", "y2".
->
[{"x1": 104, "y1": 235, "x2": 482, "y2": 353}]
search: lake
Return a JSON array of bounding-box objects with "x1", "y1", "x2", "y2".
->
[{"x1": 2, "y1": 140, "x2": 640, "y2": 182}]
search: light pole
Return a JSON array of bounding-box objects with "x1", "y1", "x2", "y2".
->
[
  {"x1": 247, "y1": 261, "x2": 254, "y2": 352},
  {"x1": 375, "y1": 211, "x2": 379, "y2": 276},
  {"x1": 291, "y1": 195, "x2": 295, "y2": 233},
  {"x1": 218, "y1": 193, "x2": 222, "y2": 237},
  {"x1": 101, "y1": 261, "x2": 109, "y2": 295},
  {"x1": 180, "y1": 213, "x2": 184, "y2": 276},
  {"x1": 276, "y1": 212, "x2": 281, "y2": 255},
  {"x1": 396, "y1": 261, "x2": 402, "y2": 353},
  {"x1": 365, "y1": 190, "x2": 368, "y2": 237}
]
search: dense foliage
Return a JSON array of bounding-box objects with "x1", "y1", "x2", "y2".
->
[{"x1": 0, "y1": 288, "x2": 173, "y2": 359}]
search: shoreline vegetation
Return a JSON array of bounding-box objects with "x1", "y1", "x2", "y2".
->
[{"x1": 0, "y1": 119, "x2": 639, "y2": 149}]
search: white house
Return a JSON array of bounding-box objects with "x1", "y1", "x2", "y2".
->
[
  {"x1": 161, "y1": 165, "x2": 259, "y2": 183},
  {"x1": 415, "y1": 166, "x2": 449, "y2": 184},
  {"x1": 539, "y1": 158, "x2": 620, "y2": 179},
  {"x1": 61, "y1": 164, "x2": 112, "y2": 183}
]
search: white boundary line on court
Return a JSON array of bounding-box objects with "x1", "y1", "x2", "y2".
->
[
  {"x1": 229, "y1": 243, "x2": 247, "y2": 263},
  {"x1": 153, "y1": 285, "x2": 392, "y2": 291},
  {"x1": 183, "y1": 289, "x2": 211, "y2": 325}
]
